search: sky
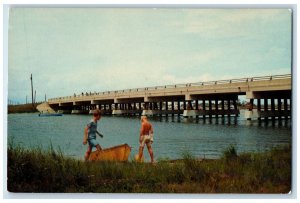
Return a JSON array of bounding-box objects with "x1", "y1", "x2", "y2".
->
[{"x1": 7, "y1": 7, "x2": 292, "y2": 104}]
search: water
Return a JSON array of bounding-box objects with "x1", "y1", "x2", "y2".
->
[{"x1": 7, "y1": 113, "x2": 291, "y2": 161}]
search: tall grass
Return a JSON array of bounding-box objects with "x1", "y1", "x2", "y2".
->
[{"x1": 7, "y1": 144, "x2": 291, "y2": 193}]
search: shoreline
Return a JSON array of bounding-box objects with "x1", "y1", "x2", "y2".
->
[{"x1": 8, "y1": 103, "x2": 40, "y2": 114}]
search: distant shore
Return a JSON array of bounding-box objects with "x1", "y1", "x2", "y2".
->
[{"x1": 8, "y1": 103, "x2": 40, "y2": 114}]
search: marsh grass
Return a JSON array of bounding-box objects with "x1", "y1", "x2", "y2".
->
[{"x1": 7, "y1": 144, "x2": 291, "y2": 193}]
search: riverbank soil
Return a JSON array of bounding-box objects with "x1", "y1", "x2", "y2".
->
[
  {"x1": 8, "y1": 104, "x2": 40, "y2": 113},
  {"x1": 7, "y1": 145, "x2": 291, "y2": 193}
]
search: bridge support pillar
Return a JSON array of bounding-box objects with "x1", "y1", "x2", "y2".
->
[
  {"x1": 183, "y1": 110, "x2": 197, "y2": 118},
  {"x1": 112, "y1": 110, "x2": 124, "y2": 115},
  {"x1": 278, "y1": 98, "x2": 282, "y2": 120},
  {"x1": 244, "y1": 109, "x2": 259, "y2": 120},
  {"x1": 57, "y1": 110, "x2": 72, "y2": 114},
  {"x1": 221, "y1": 100, "x2": 225, "y2": 117},
  {"x1": 71, "y1": 110, "x2": 89, "y2": 114},
  {"x1": 209, "y1": 100, "x2": 212, "y2": 118},
  {"x1": 202, "y1": 100, "x2": 206, "y2": 119},
  {"x1": 142, "y1": 110, "x2": 154, "y2": 116}
]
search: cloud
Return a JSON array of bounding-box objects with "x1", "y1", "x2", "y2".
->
[{"x1": 173, "y1": 9, "x2": 290, "y2": 40}]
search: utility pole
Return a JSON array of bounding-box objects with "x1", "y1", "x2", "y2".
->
[
  {"x1": 45, "y1": 94, "x2": 47, "y2": 102},
  {"x1": 34, "y1": 90, "x2": 36, "y2": 104},
  {"x1": 30, "y1": 74, "x2": 34, "y2": 107}
]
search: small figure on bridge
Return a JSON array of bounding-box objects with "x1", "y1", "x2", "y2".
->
[
  {"x1": 137, "y1": 116, "x2": 155, "y2": 163},
  {"x1": 83, "y1": 109, "x2": 103, "y2": 161}
]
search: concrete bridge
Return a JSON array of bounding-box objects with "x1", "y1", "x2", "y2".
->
[{"x1": 47, "y1": 74, "x2": 291, "y2": 120}]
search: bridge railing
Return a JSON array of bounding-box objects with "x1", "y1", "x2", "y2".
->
[
  {"x1": 189, "y1": 74, "x2": 291, "y2": 87},
  {"x1": 48, "y1": 74, "x2": 291, "y2": 102}
]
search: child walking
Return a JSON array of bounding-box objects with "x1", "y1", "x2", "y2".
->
[{"x1": 83, "y1": 109, "x2": 102, "y2": 161}]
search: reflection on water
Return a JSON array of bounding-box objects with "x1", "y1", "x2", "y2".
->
[
  {"x1": 154, "y1": 115, "x2": 291, "y2": 129},
  {"x1": 7, "y1": 113, "x2": 291, "y2": 161}
]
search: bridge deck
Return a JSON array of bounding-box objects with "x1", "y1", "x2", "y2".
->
[
  {"x1": 49, "y1": 74, "x2": 291, "y2": 105},
  {"x1": 46, "y1": 74, "x2": 291, "y2": 119}
]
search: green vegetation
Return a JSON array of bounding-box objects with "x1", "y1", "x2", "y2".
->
[{"x1": 7, "y1": 144, "x2": 291, "y2": 193}]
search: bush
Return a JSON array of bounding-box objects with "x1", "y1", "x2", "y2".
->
[{"x1": 223, "y1": 145, "x2": 237, "y2": 161}]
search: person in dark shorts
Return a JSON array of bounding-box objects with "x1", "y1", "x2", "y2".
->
[{"x1": 83, "y1": 109, "x2": 102, "y2": 161}]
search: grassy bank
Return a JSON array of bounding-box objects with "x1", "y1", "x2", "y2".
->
[
  {"x1": 7, "y1": 144, "x2": 291, "y2": 193},
  {"x1": 8, "y1": 103, "x2": 40, "y2": 114}
]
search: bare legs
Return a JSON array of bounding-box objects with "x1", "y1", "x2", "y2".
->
[
  {"x1": 138, "y1": 144, "x2": 154, "y2": 163},
  {"x1": 147, "y1": 145, "x2": 154, "y2": 163},
  {"x1": 96, "y1": 144, "x2": 102, "y2": 151},
  {"x1": 84, "y1": 146, "x2": 92, "y2": 161},
  {"x1": 84, "y1": 144, "x2": 102, "y2": 161},
  {"x1": 138, "y1": 146, "x2": 144, "y2": 162}
]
